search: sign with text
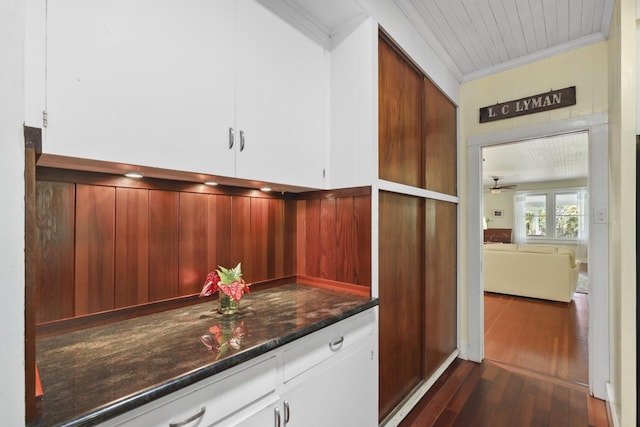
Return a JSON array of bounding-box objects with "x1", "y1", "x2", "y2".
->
[{"x1": 479, "y1": 86, "x2": 576, "y2": 123}]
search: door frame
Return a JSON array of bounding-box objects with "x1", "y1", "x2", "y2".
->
[{"x1": 465, "y1": 113, "x2": 609, "y2": 399}]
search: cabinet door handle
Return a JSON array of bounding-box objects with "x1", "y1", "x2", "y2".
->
[
  {"x1": 284, "y1": 400, "x2": 291, "y2": 423},
  {"x1": 274, "y1": 407, "x2": 281, "y2": 427},
  {"x1": 239, "y1": 130, "x2": 246, "y2": 152},
  {"x1": 329, "y1": 336, "x2": 344, "y2": 352},
  {"x1": 169, "y1": 406, "x2": 206, "y2": 427},
  {"x1": 228, "y1": 127, "x2": 234, "y2": 149}
]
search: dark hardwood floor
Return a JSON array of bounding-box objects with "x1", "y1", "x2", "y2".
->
[{"x1": 398, "y1": 292, "x2": 609, "y2": 426}]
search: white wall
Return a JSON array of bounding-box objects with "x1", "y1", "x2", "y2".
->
[
  {"x1": 607, "y1": 0, "x2": 637, "y2": 425},
  {"x1": 0, "y1": 0, "x2": 26, "y2": 424}
]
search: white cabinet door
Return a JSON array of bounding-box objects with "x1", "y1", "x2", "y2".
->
[
  {"x1": 280, "y1": 344, "x2": 377, "y2": 427},
  {"x1": 235, "y1": 0, "x2": 326, "y2": 189},
  {"x1": 46, "y1": 0, "x2": 236, "y2": 177}
]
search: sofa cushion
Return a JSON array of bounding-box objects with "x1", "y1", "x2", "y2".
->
[
  {"x1": 483, "y1": 243, "x2": 518, "y2": 252},
  {"x1": 517, "y1": 245, "x2": 558, "y2": 254}
]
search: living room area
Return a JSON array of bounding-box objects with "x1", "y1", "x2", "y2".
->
[{"x1": 481, "y1": 132, "x2": 591, "y2": 386}]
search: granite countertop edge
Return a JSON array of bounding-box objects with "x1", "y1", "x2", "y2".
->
[{"x1": 60, "y1": 297, "x2": 379, "y2": 427}]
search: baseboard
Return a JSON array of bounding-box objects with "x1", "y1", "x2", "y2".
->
[
  {"x1": 380, "y1": 349, "x2": 459, "y2": 427},
  {"x1": 606, "y1": 382, "x2": 620, "y2": 427}
]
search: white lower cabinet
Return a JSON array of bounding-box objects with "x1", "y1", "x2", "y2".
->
[
  {"x1": 278, "y1": 344, "x2": 376, "y2": 427},
  {"x1": 102, "y1": 309, "x2": 377, "y2": 427}
]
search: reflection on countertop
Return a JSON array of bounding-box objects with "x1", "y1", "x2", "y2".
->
[{"x1": 34, "y1": 283, "x2": 378, "y2": 427}]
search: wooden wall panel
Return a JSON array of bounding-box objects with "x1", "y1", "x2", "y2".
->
[
  {"x1": 424, "y1": 78, "x2": 457, "y2": 195},
  {"x1": 336, "y1": 197, "x2": 355, "y2": 283},
  {"x1": 354, "y1": 195, "x2": 372, "y2": 286},
  {"x1": 75, "y1": 184, "x2": 115, "y2": 315},
  {"x1": 378, "y1": 191, "x2": 424, "y2": 418},
  {"x1": 303, "y1": 199, "x2": 321, "y2": 278},
  {"x1": 424, "y1": 200, "x2": 458, "y2": 377},
  {"x1": 283, "y1": 200, "x2": 297, "y2": 277},
  {"x1": 206, "y1": 194, "x2": 232, "y2": 273},
  {"x1": 267, "y1": 198, "x2": 284, "y2": 279},
  {"x1": 35, "y1": 181, "x2": 75, "y2": 323},
  {"x1": 231, "y1": 196, "x2": 251, "y2": 279},
  {"x1": 179, "y1": 192, "x2": 209, "y2": 295},
  {"x1": 319, "y1": 198, "x2": 337, "y2": 279},
  {"x1": 250, "y1": 197, "x2": 269, "y2": 282},
  {"x1": 114, "y1": 188, "x2": 149, "y2": 308},
  {"x1": 378, "y1": 35, "x2": 424, "y2": 188},
  {"x1": 148, "y1": 190, "x2": 179, "y2": 301}
]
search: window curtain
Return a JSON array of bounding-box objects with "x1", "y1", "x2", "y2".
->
[
  {"x1": 576, "y1": 188, "x2": 589, "y2": 261},
  {"x1": 513, "y1": 192, "x2": 527, "y2": 244}
]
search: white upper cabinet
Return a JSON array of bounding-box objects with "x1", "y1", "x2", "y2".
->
[
  {"x1": 235, "y1": 0, "x2": 326, "y2": 188},
  {"x1": 45, "y1": 0, "x2": 236, "y2": 177},
  {"x1": 44, "y1": 0, "x2": 327, "y2": 188}
]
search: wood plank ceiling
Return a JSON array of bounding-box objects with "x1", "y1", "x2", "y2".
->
[
  {"x1": 482, "y1": 131, "x2": 589, "y2": 187},
  {"x1": 395, "y1": 0, "x2": 615, "y2": 82}
]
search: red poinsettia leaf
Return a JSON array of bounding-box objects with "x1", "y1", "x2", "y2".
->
[
  {"x1": 199, "y1": 271, "x2": 220, "y2": 297},
  {"x1": 219, "y1": 285, "x2": 233, "y2": 297},
  {"x1": 227, "y1": 281, "x2": 244, "y2": 301}
]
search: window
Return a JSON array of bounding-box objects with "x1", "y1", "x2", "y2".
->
[
  {"x1": 555, "y1": 193, "x2": 580, "y2": 238},
  {"x1": 524, "y1": 194, "x2": 546, "y2": 236},
  {"x1": 519, "y1": 189, "x2": 586, "y2": 240}
]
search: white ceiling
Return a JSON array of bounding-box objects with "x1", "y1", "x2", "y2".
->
[
  {"x1": 482, "y1": 132, "x2": 589, "y2": 188},
  {"x1": 395, "y1": 0, "x2": 615, "y2": 81}
]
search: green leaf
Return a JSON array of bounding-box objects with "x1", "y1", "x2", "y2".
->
[{"x1": 216, "y1": 262, "x2": 243, "y2": 285}]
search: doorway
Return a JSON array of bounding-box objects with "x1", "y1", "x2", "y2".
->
[
  {"x1": 465, "y1": 114, "x2": 609, "y2": 399},
  {"x1": 481, "y1": 133, "x2": 589, "y2": 385}
]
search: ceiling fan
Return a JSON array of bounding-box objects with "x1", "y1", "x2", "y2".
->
[{"x1": 489, "y1": 177, "x2": 517, "y2": 195}]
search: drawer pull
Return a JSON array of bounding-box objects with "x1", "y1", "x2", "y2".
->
[
  {"x1": 274, "y1": 407, "x2": 281, "y2": 427},
  {"x1": 284, "y1": 400, "x2": 291, "y2": 423},
  {"x1": 329, "y1": 336, "x2": 344, "y2": 352},
  {"x1": 169, "y1": 406, "x2": 206, "y2": 427}
]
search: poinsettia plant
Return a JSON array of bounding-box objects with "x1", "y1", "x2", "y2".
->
[{"x1": 199, "y1": 263, "x2": 251, "y2": 301}]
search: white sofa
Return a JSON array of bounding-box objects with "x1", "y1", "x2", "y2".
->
[{"x1": 483, "y1": 243, "x2": 580, "y2": 303}]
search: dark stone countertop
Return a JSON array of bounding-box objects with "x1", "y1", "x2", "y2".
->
[{"x1": 34, "y1": 283, "x2": 378, "y2": 427}]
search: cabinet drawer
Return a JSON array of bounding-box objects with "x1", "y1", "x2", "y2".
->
[
  {"x1": 113, "y1": 356, "x2": 277, "y2": 427},
  {"x1": 283, "y1": 310, "x2": 374, "y2": 382}
]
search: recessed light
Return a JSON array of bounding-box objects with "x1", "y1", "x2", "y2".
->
[
  {"x1": 260, "y1": 187, "x2": 272, "y2": 192},
  {"x1": 204, "y1": 181, "x2": 218, "y2": 186},
  {"x1": 124, "y1": 172, "x2": 144, "y2": 179}
]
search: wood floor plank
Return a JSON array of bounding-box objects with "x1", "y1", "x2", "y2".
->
[
  {"x1": 412, "y1": 361, "x2": 475, "y2": 426},
  {"x1": 569, "y1": 388, "x2": 589, "y2": 427},
  {"x1": 450, "y1": 378, "x2": 492, "y2": 426},
  {"x1": 550, "y1": 384, "x2": 571, "y2": 427}
]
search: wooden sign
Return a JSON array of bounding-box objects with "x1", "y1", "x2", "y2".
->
[{"x1": 479, "y1": 86, "x2": 576, "y2": 123}]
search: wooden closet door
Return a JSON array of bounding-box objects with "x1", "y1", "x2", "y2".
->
[
  {"x1": 424, "y1": 200, "x2": 458, "y2": 377},
  {"x1": 424, "y1": 78, "x2": 457, "y2": 195},
  {"x1": 378, "y1": 191, "x2": 424, "y2": 419},
  {"x1": 378, "y1": 35, "x2": 424, "y2": 188}
]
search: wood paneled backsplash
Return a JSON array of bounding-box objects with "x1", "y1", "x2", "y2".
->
[{"x1": 35, "y1": 168, "x2": 370, "y2": 324}]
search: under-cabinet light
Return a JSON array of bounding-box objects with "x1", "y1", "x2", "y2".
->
[
  {"x1": 260, "y1": 187, "x2": 272, "y2": 192},
  {"x1": 204, "y1": 181, "x2": 218, "y2": 186},
  {"x1": 124, "y1": 171, "x2": 144, "y2": 179}
]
